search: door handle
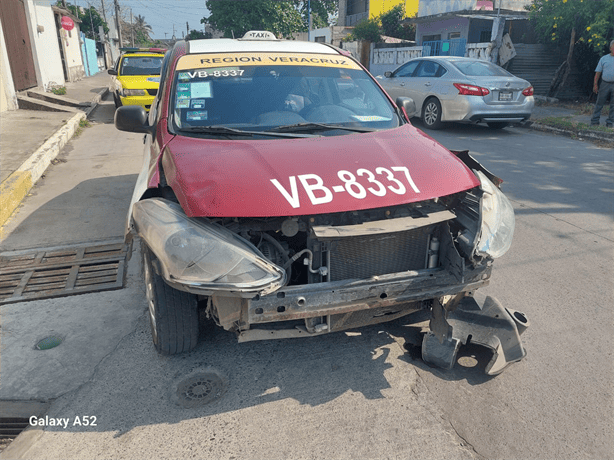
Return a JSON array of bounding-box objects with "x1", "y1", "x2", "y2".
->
[
  {"x1": 425, "y1": 82, "x2": 432, "y2": 87},
  {"x1": 400, "y1": 82, "x2": 405, "y2": 86}
]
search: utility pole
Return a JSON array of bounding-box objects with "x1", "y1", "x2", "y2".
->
[
  {"x1": 130, "y1": 8, "x2": 134, "y2": 47},
  {"x1": 308, "y1": 0, "x2": 312, "y2": 41},
  {"x1": 114, "y1": 0, "x2": 122, "y2": 47},
  {"x1": 186, "y1": 22, "x2": 189, "y2": 36},
  {"x1": 172, "y1": 23, "x2": 176, "y2": 40},
  {"x1": 100, "y1": 0, "x2": 107, "y2": 25}
]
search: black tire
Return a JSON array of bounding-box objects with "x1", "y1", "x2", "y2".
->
[
  {"x1": 142, "y1": 246, "x2": 199, "y2": 355},
  {"x1": 487, "y1": 122, "x2": 509, "y2": 129},
  {"x1": 113, "y1": 92, "x2": 122, "y2": 109},
  {"x1": 422, "y1": 98, "x2": 443, "y2": 130}
]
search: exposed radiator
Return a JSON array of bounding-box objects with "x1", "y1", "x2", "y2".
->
[{"x1": 326, "y1": 227, "x2": 432, "y2": 281}]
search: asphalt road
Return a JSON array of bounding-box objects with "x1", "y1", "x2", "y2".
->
[{"x1": 1, "y1": 107, "x2": 612, "y2": 459}]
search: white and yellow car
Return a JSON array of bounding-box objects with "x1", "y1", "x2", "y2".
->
[{"x1": 108, "y1": 48, "x2": 166, "y2": 110}]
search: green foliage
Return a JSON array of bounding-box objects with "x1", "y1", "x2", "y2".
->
[
  {"x1": 56, "y1": 1, "x2": 109, "y2": 38},
  {"x1": 526, "y1": 0, "x2": 613, "y2": 53},
  {"x1": 51, "y1": 86, "x2": 66, "y2": 95},
  {"x1": 380, "y1": 4, "x2": 415, "y2": 40},
  {"x1": 297, "y1": 0, "x2": 338, "y2": 29},
  {"x1": 187, "y1": 29, "x2": 208, "y2": 40},
  {"x1": 346, "y1": 17, "x2": 383, "y2": 42},
  {"x1": 204, "y1": 0, "x2": 304, "y2": 38}
]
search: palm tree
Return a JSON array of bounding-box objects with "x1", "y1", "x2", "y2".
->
[{"x1": 133, "y1": 14, "x2": 153, "y2": 39}]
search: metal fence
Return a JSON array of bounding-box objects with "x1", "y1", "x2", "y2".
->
[{"x1": 421, "y1": 39, "x2": 467, "y2": 57}]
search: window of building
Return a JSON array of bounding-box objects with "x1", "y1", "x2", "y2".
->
[
  {"x1": 347, "y1": 0, "x2": 368, "y2": 15},
  {"x1": 448, "y1": 32, "x2": 461, "y2": 39},
  {"x1": 422, "y1": 34, "x2": 441, "y2": 42},
  {"x1": 315, "y1": 36, "x2": 326, "y2": 43},
  {"x1": 479, "y1": 30, "x2": 491, "y2": 42}
]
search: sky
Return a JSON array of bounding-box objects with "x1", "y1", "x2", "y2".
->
[{"x1": 75, "y1": 0, "x2": 211, "y2": 40}]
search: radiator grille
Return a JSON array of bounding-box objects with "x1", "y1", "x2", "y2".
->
[{"x1": 328, "y1": 228, "x2": 431, "y2": 281}]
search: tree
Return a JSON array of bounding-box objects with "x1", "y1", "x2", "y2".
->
[
  {"x1": 526, "y1": 0, "x2": 613, "y2": 96},
  {"x1": 297, "y1": 0, "x2": 338, "y2": 30},
  {"x1": 187, "y1": 29, "x2": 209, "y2": 40},
  {"x1": 56, "y1": 1, "x2": 109, "y2": 39},
  {"x1": 380, "y1": 4, "x2": 415, "y2": 41},
  {"x1": 204, "y1": 0, "x2": 304, "y2": 38},
  {"x1": 345, "y1": 17, "x2": 383, "y2": 43}
]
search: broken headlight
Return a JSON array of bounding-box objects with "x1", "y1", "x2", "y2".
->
[
  {"x1": 476, "y1": 170, "x2": 515, "y2": 258},
  {"x1": 132, "y1": 198, "x2": 286, "y2": 294}
]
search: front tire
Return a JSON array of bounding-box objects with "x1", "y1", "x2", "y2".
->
[
  {"x1": 142, "y1": 246, "x2": 199, "y2": 355},
  {"x1": 422, "y1": 98, "x2": 443, "y2": 130}
]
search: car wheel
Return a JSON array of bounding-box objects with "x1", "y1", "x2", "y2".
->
[
  {"x1": 142, "y1": 245, "x2": 199, "y2": 355},
  {"x1": 422, "y1": 98, "x2": 443, "y2": 130},
  {"x1": 113, "y1": 92, "x2": 122, "y2": 109},
  {"x1": 487, "y1": 122, "x2": 509, "y2": 129}
]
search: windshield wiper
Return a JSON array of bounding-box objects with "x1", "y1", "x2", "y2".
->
[
  {"x1": 179, "y1": 125, "x2": 317, "y2": 138},
  {"x1": 270, "y1": 122, "x2": 377, "y2": 133}
]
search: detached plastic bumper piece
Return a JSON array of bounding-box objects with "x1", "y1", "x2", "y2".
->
[{"x1": 422, "y1": 293, "x2": 529, "y2": 375}]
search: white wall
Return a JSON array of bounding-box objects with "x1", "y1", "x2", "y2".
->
[
  {"x1": 0, "y1": 21, "x2": 18, "y2": 112},
  {"x1": 25, "y1": 0, "x2": 65, "y2": 89},
  {"x1": 418, "y1": 0, "x2": 476, "y2": 17},
  {"x1": 59, "y1": 21, "x2": 85, "y2": 81}
]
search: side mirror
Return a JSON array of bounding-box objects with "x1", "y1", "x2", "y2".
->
[
  {"x1": 108, "y1": 69, "x2": 118, "y2": 76},
  {"x1": 396, "y1": 97, "x2": 417, "y2": 118},
  {"x1": 384, "y1": 71, "x2": 392, "y2": 78},
  {"x1": 115, "y1": 106, "x2": 154, "y2": 134}
]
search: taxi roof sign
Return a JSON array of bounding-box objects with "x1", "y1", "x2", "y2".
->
[{"x1": 241, "y1": 30, "x2": 277, "y2": 40}]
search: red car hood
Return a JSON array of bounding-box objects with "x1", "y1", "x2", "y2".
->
[{"x1": 161, "y1": 124, "x2": 480, "y2": 217}]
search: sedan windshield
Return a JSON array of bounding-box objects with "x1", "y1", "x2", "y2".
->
[{"x1": 171, "y1": 53, "x2": 400, "y2": 136}]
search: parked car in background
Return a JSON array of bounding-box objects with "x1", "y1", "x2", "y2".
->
[
  {"x1": 377, "y1": 56, "x2": 534, "y2": 130},
  {"x1": 108, "y1": 48, "x2": 166, "y2": 110},
  {"x1": 113, "y1": 32, "x2": 529, "y2": 375}
]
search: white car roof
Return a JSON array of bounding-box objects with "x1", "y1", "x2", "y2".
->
[{"x1": 187, "y1": 38, "x2": 339, "y2": 55}]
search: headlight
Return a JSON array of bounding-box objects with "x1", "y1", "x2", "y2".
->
[
  {"x1": 122, "y1": 89, "x2": 147, "y2": 96},
  {"x1": 132, "y1": 198, "x2": 286, "y2": 294},
  {"x1": 476, "y1": 170, "x2": 515, "y2": 258}
]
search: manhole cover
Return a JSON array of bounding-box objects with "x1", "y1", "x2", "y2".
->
[
  {"x1": 35, "y1": 336, "x2": 63, "y2": 350},
  {"x1": 170, "y1": 368, "x2": 228, "y2": 408},
  {"x1": 0, "y1": 239, "x2": 129, "y2": 304}
]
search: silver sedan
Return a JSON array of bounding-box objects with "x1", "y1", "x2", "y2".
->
[{"x1": 377, "y1": 56, "x2": 534, "y2": 130}]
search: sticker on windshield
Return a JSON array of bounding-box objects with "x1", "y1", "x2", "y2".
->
[
  {"x1": 190, "y1": 81, "x2": 212, "y2": 98},
  {"x1": 176, "y1": 53, "x2": 361, "y2": 71},
  {"x1": 271, "y1": 167, "x2": 421, "y2": 209},
  {"x1": 352, "y1": 116, "x2": 392, "y2": 122},
  {"x1": 190, "y1": 99, "x2": 206, "y2": 109},
  {"x1": 176, "y1": 99, "x2": 190, "y2": 108},
  {"x1": 186, "y1": 110, "x2": 208, "y2": 121}
]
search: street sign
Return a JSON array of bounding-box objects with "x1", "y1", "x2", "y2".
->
[{"x1": 61, "y1": 16, "x2": 74, "y2": 31}]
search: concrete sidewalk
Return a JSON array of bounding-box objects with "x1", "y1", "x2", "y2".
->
[{"x1": 0, "y1": 72, "x2": 111, "y2": 231}]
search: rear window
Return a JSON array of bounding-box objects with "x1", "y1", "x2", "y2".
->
[
  {"x1": 450, "y1": 60, "x2": 511, "y2": 77},
  {"x1": 170, "y1": 52, "x2": 400, "y2": 135},
  {"x1": 120, "y1": 56, "x2": 164, "y2": 76}
]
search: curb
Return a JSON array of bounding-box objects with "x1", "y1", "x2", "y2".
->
[
  {"x1": 519, "y1": 120, "x2": 614, "y2": 144},
  {"x1": 0, "y1": 88, "x2": 108, "y2": 233}
]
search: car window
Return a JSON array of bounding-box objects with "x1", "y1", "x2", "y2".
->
[
  {"x1": 415, "y1": 61, "x2": 441, "y2": 78},
  {"x1": 120, "y1": 56, "x2": 163, "y2": 76},
  {"x1": 170, "y1": 52, "x2": 400, "y2": 135},
  {"x1": 450, "y1": 60, "x2": 511, "y2": 77},
  {"x1": 394, "y1": 60, "x2": 419, "y2": 78}
]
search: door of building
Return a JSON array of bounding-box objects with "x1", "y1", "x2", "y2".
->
[{"x1": 0, "y1": 0, "x2": 38, "y2": 90}]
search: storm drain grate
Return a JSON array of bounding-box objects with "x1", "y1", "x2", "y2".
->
[
  {"x1": 170, "y1": 368, "x2": 228, "y2": 408},
  {"x1": 0, "y1": 418, "x2": 30, "y2": 440},
  {"x1": 0, "y1": 239, "x2": 129, "y2": 304}
]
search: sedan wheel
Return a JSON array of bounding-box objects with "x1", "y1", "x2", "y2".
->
[
  {"x1": 422, "y1": 98, "x2": 443, "y2": 130},
  {"x1": 142, "y1": 245, "x2": 200, "y2": 355}
]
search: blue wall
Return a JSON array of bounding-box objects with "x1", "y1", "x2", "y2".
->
[{"x1": 80, "y1": 33, "x2": 99, "y2": 76}]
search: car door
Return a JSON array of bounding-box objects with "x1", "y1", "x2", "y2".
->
[
  {"x1": 381, "y1": 60, "x2": 420, "y2": 102},
  {"x1": 410, "y1": 60, "x2": 448, "y2": 111}
]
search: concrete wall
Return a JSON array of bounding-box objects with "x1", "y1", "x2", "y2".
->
[
  {"x1": 24, "y1": 1, "x2": 66, "y2": 90},
  {"x1": 59, "y1": 22, "x2": 85, "y2": 81},
  {"x1": 418, "y1": 0, "x2": 476, "y2": 17},
  {"x1": 80, "y1": 33, "x2": 99, "y2": 77},
  {"x1": 0, "y1": 21, "x2": 18, "y2": 112},
  {"x1": 417, "y1": 17, "x2": 470, "y2": 43},
  {"x1": 369, "y1": 0, "x2": 420, "y2": 19}
]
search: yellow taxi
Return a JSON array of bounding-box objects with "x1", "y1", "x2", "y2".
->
[{"x1": 108, "y1": 48, "x2": 166, "y2": 110}]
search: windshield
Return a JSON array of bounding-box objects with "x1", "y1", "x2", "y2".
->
[
  {"x1": 170, "y1": 52, "x2": 400, "y2": 136},
  {"x1": 450, "y1": 60, "x2": 511, "y2": 77},
  {"x1": 120, "y1": 56, "x2": 163, "y2": 76}
]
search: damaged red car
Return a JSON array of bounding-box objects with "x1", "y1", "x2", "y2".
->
[{"x1": 115, "y1": 31, "x2": 529, "y2": 375}]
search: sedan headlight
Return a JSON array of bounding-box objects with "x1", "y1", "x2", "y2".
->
[
  {"x1": 132, "y1": 198, "x2": 286, "y2": 294},
  {"x1": 122, "y1": 89, "x2": 147, "y2": 96},
  {"x1": 476, "y1": 171, "x2": 515, "y2": 258}
]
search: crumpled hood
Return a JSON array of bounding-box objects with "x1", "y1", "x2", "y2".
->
[{"x1": 161, "y1": 124, "x2": 480, "y2": 217}]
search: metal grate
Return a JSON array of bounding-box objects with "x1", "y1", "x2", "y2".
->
[
  {"x1": 0, "y1": 418, "x2": 29, "y2": 440},
  {"x1": 0, "y1": 240, "x2": 128, "y2": 304},
  {"x1": 328, "y1": 228, "x2": 431, "y2": 282}
]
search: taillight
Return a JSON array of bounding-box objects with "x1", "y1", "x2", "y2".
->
[
  {"x1": 522, "y1": 86, "x2": 534, "y2": 96},
  {"x1": 454, "y1": 83, "x2": 490, "y2": 96}
]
